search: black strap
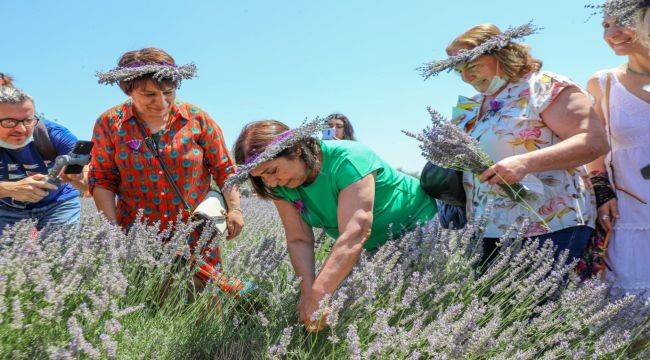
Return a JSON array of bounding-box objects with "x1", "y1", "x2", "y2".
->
[
  {"x1": 33, "y1": 120, "x2": 58, "y2": 161},
  {"x1": 133, "y1": 119, "x2": 193, "y2": 212}
]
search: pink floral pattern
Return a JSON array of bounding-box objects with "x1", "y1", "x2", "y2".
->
[{"x1": 455, "y1": 71, "x2": 596, "y2": 237}]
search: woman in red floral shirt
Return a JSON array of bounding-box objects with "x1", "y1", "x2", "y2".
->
[{"x1": 89, "y1": 48, "x2": 244, "y2": 287}]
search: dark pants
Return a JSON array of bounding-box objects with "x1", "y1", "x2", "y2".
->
[{"x1": 481, "y1": 225, "x2": 594, "y2": 266}]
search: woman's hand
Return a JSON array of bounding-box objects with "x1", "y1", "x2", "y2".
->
[
  {"x1": 298, "y1": 288, "x2": 329, "y2": 333},
  {"x1": 225, "y1": 209, "x2": 244, "y2": 240},
  {"x1": 480, "y1": 154, "x2": 529, "y2": 185},
  {"x1": 597, "y1": 198, "x2": 619, "y2": 232}
]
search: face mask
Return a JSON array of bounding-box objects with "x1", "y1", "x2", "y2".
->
[
  {"x1": 0, "y1": 135, "x2": 34, "y2": 150},
  {"x1": 480, "y1": 61, "x2": 507, "y2": 96},
  {"x1": 482, "y1": 75, "x2": 508, "y2": 96}
]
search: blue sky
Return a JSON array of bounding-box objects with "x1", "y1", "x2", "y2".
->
[{"x1": 3, "y1": 0, "x2": 619, "y2": 172}]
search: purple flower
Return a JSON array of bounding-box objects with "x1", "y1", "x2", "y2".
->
[
  {"x1": 126, "y1": 139, "x2": 142, "y2": 152},
  {"x1": 292, "y1": 200, "x2": 305, "y2": 214},
  {"x1": 488, "y1": 99, "x2": 503, "y2": 112}
]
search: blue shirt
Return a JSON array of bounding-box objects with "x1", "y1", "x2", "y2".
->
[{"x1": 0, "y1": 119, "x2": 80, "y2": 210}]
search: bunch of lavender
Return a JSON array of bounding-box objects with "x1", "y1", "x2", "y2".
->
[{"x1": 403, "y1": 107, "x2": 528, "y2": 202}]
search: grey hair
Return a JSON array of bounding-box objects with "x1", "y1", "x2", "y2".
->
[{"x1": 0, "y1": 86, "x2": 33, "y2": 105}]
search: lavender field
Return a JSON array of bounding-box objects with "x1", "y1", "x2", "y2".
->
[{"x1": 1, "y1": 197, "x2": 649, "y2": 359}]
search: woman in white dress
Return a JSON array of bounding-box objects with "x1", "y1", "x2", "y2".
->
[{"x1": 586, "y1": 10, "x2": 650, "y2": 294}]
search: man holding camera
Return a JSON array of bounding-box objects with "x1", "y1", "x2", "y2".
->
[{"x1": 0, "y1": 86, "x2": 87, "y2": 234}]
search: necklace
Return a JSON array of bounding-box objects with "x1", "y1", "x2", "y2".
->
[
  {"x1": 627, "y1": 65, "x2": 650, "y2": 76},
  {"x1": 626, "y1": 64, "x2": 650, "y2": 92}
]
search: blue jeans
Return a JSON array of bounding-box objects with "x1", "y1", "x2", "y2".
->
[
  {"x1": 481, "y1": 225, "x2": 594, "y2": 266},
  {"x1": 0, "y1": 197, "x2": 81, "y2": 235}
]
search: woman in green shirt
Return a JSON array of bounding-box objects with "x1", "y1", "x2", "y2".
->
[{"x1": 230, "y1": 119, "x2": 438, "y2": 332}]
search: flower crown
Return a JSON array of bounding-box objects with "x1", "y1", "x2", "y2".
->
[
  {"x1": 586, "y1": 0, "x2": 648, "y2": 26},
  {"x1": 224, "y1": 117, "x2": 331, "y2": 189},
  {"x1": 96, "y1": 61, "x2": 197, "y2": 85},
  {"x1": 418, "y1": 21, "x2": 542, "y2": 79}
]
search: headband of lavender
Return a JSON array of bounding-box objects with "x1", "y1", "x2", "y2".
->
[
  {"x1": 95, "y1": 61, "x2": 197, "y2": 85},
  {"x1": 417, "y1": 21, "x2": 542, "y2": 80},
  {"x1": 586, "y1": 0, "x2": 648, "y2": 26},
  {"x1": 223, "y1": 117, "x2": 330, "y2": 189}
]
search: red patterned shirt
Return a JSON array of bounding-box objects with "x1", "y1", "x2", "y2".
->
[{"x1": 89, "y1": 100, "x2": 235, "y2": 229}]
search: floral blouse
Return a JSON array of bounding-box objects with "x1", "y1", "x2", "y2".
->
[{"x1": 451, "y1": 71, "x2": 596, "y2": 238}]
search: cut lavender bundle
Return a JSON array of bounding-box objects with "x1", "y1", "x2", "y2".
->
[{"x1": 403, "y1": 107, "x2": 528, "y2": 202}]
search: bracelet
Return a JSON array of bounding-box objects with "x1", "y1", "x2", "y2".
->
[
  {"x1": 590, "y1": 174, "x2": 616, "y2": 208},
  {"x1": 228, "y1": 208, "x2": 243, "y2": 214}
]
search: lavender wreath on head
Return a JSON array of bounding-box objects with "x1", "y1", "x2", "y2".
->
[
  {"x1": 96, "y1": 61, "x2": 197, "y2": 86},
  {"x1": 586, "y1": 0, "x2": 649, "y2": 26},
  {"x1": 224, "y1": 116, "x2": 331, "y2": 189},
  {"x1": 417, "y1": 21, "x2": 542, "y2": 80}
]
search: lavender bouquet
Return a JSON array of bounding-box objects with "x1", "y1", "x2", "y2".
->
[{"x1": 403, "y1": 107, "x2": 528, "y2": 202}]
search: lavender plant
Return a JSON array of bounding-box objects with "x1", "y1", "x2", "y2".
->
[
  {"x1": 0, "y1": 197, "x2": 648, "y2": 359},
  {"x1": 403, "y1": 107, "x2": 529, "y2": 202}
]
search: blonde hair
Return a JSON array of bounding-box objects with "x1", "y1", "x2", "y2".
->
[{"x1": 446, "y1": 24, "x2": 542, "y2": 82}]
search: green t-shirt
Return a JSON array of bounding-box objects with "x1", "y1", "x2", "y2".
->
[{"x1": 273, "y1": 140, "x2": 438, "y2": 250}]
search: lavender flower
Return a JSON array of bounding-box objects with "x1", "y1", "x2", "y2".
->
[
  {"x1": 418, "y1": 21, "x2": 542, "y2": 79},
  {"x1": 96, "y1": 62, "x2": 197, "y2": 85},
  {"x1": 224, "y1": 116, "x2": 330, "y2": 189},
  {"x1": 403, "y1": 107, "x2": 528, "y2": 201},
  {"x1": 586, "y1": 0, "x2": 648, "y2": 26}
]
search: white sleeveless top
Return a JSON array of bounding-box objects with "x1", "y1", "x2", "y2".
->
[{"x1": 597, "y1": 70, "x2": 650, "y2": 293}]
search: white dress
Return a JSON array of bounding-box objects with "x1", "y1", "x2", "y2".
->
[{"x1": 598, "y1": 70, "x2": 650, "y2": 294}]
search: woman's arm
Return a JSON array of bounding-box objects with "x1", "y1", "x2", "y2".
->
[
  {"x1": 312, "y1": 173, "x2": 375, "y2": 295},
  {"x1": 87, "y1": 116, "x2": 120, "y2": 223},
  {"x1": 198, "y1": 112, "x2": 243, "y2": 238},
  {"x1": 586, "y1": 75, "x2": 619, "y2": 231},
  {"x1": 481, "y1": 86, "x2": 609, "y2": 185},
  {"x1": 301, "y1": 173, "x2": 375, "y2": 331},
  {"x1": 274, "y1": 199, "x2": 317, "y2": 293},
  {"x1": 222, "y1": 185, "x2": 243, "y2": 239},
  {"x1": 92, "y1": 186, "x2": 118, "y2": 224}
]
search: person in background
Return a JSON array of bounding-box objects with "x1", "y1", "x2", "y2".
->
[
  {"x1": 327, "y1": 113, "x2": 356, "y2": 140},
  {"x1": 586, "y1": 5, "x2": 650, "y2": 295},
  {"x1": 0, "y1": 86, "x2": 86, "y2": 234},
  {"x1": 421, "y1": 22, "x2": 608, "y2": 265},
  {"x1": 229, "y1": 119, "x2": 439, "y2": 332},
  {"x1": 0, "y1": 73, "x2": 14, "y2": 87},
  {"x1": 88, "y1": 47, "x2": 245, "y2": 292}
]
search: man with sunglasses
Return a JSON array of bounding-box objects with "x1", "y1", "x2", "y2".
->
[{"x1": 0, "y1": 86, "x2": 85, "y2": 234}]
